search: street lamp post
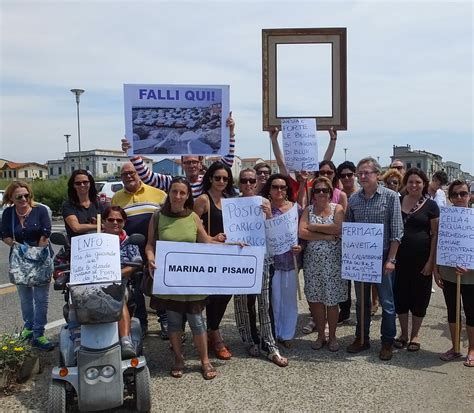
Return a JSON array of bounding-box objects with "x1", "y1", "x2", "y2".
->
[
  {"x1": 343, "y1": 148, "x2": 347, "y2": 161},
  {"x1": 64, "y1": 134, "x2": 71, "y2": 153},
  {"x1": 70, "y1": 88, "x2": 85, "y2": 169}
]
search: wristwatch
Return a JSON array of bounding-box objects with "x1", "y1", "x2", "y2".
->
[{"x1": 388, "y1": 258, "x2": 397, "y2": 264}]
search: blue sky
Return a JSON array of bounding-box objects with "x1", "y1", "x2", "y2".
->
[{"x1": 1, "y1": 0, "x2": 472, "y2": 173}]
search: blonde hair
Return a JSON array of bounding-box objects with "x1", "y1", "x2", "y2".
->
[{"x1": 2, "y1": 181, "x2": 35, "y2": 207}]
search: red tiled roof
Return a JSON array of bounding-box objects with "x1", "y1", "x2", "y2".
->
[{"x1": 1, "y1": 161, "x2": 47, "y2": 170}]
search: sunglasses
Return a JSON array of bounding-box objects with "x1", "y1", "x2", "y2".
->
[
  {"x1": 15, "y1": 193, "x2": 30, "y2": 201},
  {"x1": 105, "y1": 217, "x2": 124, "y2": 224},
  {"x1": 256, "y1": 170, "x2": 270, "y2": 176},
  {"x1": 74, "y1": 180, "x2": 90, "y2": 186},
  {"x1": 387, "y1": 180, "x2": 399, "y2": 186},
  {"x1": 271, "y1": 184, "x2": 287, "y2": 191},
  {"x1": 316, "y1": 170, "x2": 334, "y2": 177},
  {"x1": 340, "y1": 172, "x2": 354, "y2": 179},
  {"x1": 391, "y1": 166, "x2": 404, "y2": 171},
  {"x1": 313, "y1": 188, "x2": 330, "y2": 194},
  {"x1": 451, "y1": 191, "x2": 469, "y2": 198},
  {"x1": 240, "y1": 178, "x2": 257, "y2": 185},
  {"x1": 121, "y1": 171, "x2": 136, "y2": 177},
  {"x1": 212, "y1": 175, "x2": 229, "y2": 183}
]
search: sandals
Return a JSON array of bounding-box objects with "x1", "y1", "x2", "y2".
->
[
  {"x1": 311, "y1": 338, "x2": 327, "y2": 350},
  {"x1": 170, "y1": 365, "x2": 184, "y2": 378},
  {"x1": 247, "y1": 344, "x2": 261, "y2": 358},
  {"x1": 394, "y1": 337, "x2": 408, "y2": 349},
  {"x1": 267, "y1": 351, "x2": 288, "y2": 367},
  {"x1": 407, "y1": 342, "x2": 421, "y2": 352},
  {"x1": 302, "y1": 319, "x2": 316, "y2": 334},
  {"x1": 213, "y1": 340, "x2": 232, "y2": 360},
  {"x1": 439, "y1": 347, "x2": 462, "y2": 362},
  {"x1": 464, "y1": 354, "x2": 474, "y2": 367},
  {"x1": 201, "y1": 363, "x2": 217, "y2": 380},
  {"x1": 328, "y1": 340, "x2": 340, "y2": 352}
]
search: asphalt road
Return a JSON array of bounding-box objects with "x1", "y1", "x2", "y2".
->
[{"x1": 0, "y1": 236, "x2": 472, "y2": 411}]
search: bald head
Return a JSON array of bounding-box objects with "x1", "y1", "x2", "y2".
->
[{"x1": 120, "y1": 162, "x2": 140, "y2": 193}]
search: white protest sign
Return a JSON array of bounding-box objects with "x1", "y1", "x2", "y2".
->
[
  {"x1": 153, "y1": 242, "x2": 264, "y2": 295},
  {"x1": 70, "y1": 233, "x2": 121, "y2": 284},
  {"x1": 124, "y1": 84, "x2": 230, "y2": 156},
  {"x1": 222, "y1": 196, "x2": 266, "y2": 247},
  {"x1": 265, "y1": 203, "x2": 299, "y2": 256},
  {"x1": 341, "y1": 223, "x2": 384, "y2": 283},
  {"x1": 437, "y1": 206, "x2": 474, "y2": 269},
  {"x1": 281, "y1": 118, "x2": 319, "y2": 172}
]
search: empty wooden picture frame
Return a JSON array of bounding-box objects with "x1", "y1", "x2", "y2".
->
[{"x1": 262, "y1": 28, "x2": 347, "y2": 131}]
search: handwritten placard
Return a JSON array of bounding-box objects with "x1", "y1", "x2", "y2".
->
[
  {"x1": 341, "y1": 223, "x2": 384, "y2": 283},
  {"x1": 437, "y1": 206, "x2": 474, "y2": 269},
  {"x1": 153, "y1": 241, "x2": 264, "y2": 294},
  {"x1": 281, "y1": 118, "x2": 319, "y2": 172},
  {"x1": 265, "y1": 203, "x2": 298, "y2": 256},
  {"x1": 70, "y1": 233, "x2": 121, "y2": 284},
  {"x1": 222, "y1": 196, "x2": 266, "y2": 247}
]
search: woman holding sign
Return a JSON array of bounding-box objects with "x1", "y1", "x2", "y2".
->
[
  {"x1": 193, "y1": 161, "x2": 235, "y2": 360},
  {"x1": 393, "y1": 168, "x2": 439, "y2": 352},
  {"x1": 298, "y1": 177, "x2": 346, "y2": 351},
  {"x1": 261, "y1": 174, "x2": 302, "y2": 348},
  {"x1": 434, "y1": 180, "x2": 474, "y2": 367},
  {"x1": 146, "y1": 176, "x2": 226, "y2": 379}
]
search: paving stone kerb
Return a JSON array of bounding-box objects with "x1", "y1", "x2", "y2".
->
[{"x1": 1, "y1": 281, "x2": 472, "y2": 411}]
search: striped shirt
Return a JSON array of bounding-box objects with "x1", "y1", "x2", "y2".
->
[
  {"x1": 345, "y1": 185, "x2": 404, "y2": 250},
  {"x1": 131, "y1": 134, "x2": 235, "y2": 199}
]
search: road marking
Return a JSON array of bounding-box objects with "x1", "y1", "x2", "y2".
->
[{"x1": 45, "y1": 319, "x2": 65, "y2": 330}]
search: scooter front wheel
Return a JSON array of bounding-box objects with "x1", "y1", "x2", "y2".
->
[
  {"x1": 134, "y1": 366, "x2": 151, "y2": 412},
  {"x1": 48, "y1": 380, "x2": 66, "y2": 413}
]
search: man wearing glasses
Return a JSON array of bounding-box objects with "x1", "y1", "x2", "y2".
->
[
  {"x1": 390, "y1": 159, "x2": 406, "y2": 176},
  {"x1": 112, "y1": 163, "x2": 167, "y2": 336},
  {"x1": 345, "y1": 157, "x2": 403, "y2": 361},
  {"x1": 121, "y1": 113, "x2": 235, "y2": 199}
]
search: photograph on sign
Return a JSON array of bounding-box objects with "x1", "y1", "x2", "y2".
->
[
  {"x1": 264, "y1": 203, "x2": 299, "y2": 256},
  {"x1": 222, "y1": 196, "x2": 266, "y2": 247},
  {"x1": 436, "y1": 206, "x2": 474, "y2": 270},
  {"x1": 153, "y1": 241, "x2": 264, "y2": 295},
  {"x1": 341, "y1": 222, "x2": 384, "y2": 283},
  {"x1": 281, "y1": 118, "x2": 319, "y2": 171},
  {"x1": 124, "y1": 84, "x2": 230, "y2": 156},
  {"x1": 70, "y1": 233, "x2": 121, "y2": 284}
]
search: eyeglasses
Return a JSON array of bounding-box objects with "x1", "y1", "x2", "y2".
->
[
  {"x1": 316, "y1": 170, "x2": 334, "y2": 177},
  {"x1": 451, "y1": 191, "x2": 469, "y2": 198},
  {"x1": 340, "y1": 172, "x2": 354, "y2": 179},
  {"x1": 240, "y1": 178, "x2": 257, "y2": 184},
  {"x1": 391, "y1": 166, "x2": 404, "y2": 171},
  {"x1": 105, "y1": 217, "x2": 124, "y2": 224},
  {"x1": 121, "y1": 171, "x2": 136, "y2": 177},
  {"x1": 14, "y1": 194, "x2": 30, "y2": 200},
  {"x1": 356, "y1": 171, "x2": 377, "y2": 177},
  {"x1": 271, "y1": 184, "x2": 287, "y2": 191},
  {"x1": 256, "y1": 170, "x2": 270, "y2": 176},
  {"x1": 182, "y1": 160, "x2": 200, "y2": 166},
  {"x1": 313, "y1": 188, "x2": 330, "y2": 194},
  {"x1": 387, "y1": 180, "x2": 399, "y2": 186},
  {"x1": 74, "y1": 180, "x2": 90, "y2": 186},
  {"x1": 212, "y1": 175, "x2": 229, "y2": 183}
]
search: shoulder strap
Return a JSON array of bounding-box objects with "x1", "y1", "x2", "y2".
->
[
  {"x1": 11, "y1": 209, "x2": 16, "y2": 242},
  {"x1": 205, "y1": 192, "x2": 211, "y2": 234}
]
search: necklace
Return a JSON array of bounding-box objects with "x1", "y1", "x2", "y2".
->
[{"x1": 16, "y1": 207, "x2": 31, "y2": 218}]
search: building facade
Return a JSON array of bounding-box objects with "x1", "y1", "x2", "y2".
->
[
  {"x1": 391, "y1": 145, "x2": 443, "y2": 179},
  {"x1": 0, "y1": 162, "x2": 48, "y2": 180},
  {"x1": 153, "y1": 158, "x2": 183, "y2": 176}
]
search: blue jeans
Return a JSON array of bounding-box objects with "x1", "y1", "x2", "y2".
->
[
  {"x1": 354, "y1": 255, "x2": 396, "y2": 344},
  {"x1": 16, "y1": 284, "x2": 50, "y2": 339}
]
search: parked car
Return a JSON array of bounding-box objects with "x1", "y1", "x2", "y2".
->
[{"x1": 95, "y1": 181, "x2": 124, "y2": 207}]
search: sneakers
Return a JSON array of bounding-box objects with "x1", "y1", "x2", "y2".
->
[
  {"x1": 32, "y1": 335, "x2": 56, "y2": 352},
  {"x1": 159, "y1": 320, "x2": 169, "y2": 341},
  {"x1": 379, "y1": 343, "x2": 393, "y2": 361},
  {"x1": 121, "y1": 337, "x2": 137, "y2": 359},
  {"x1": 19, "y1": 328, "x2": 33, "y2": 341},
  {"x1": 302, "y1": 319, "x2": 316, "y2": 334},
  {"x1": 346, "y1": 337, "x2": 370, "y2": 353}
]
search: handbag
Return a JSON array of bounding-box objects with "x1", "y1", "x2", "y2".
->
[{"x1": 8, "y1": 211, "x2": 53, "y2": 286}]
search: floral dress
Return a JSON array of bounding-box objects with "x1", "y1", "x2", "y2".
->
[{"x1": 303, "y1": 203, "x2": 347, "y2": 306}]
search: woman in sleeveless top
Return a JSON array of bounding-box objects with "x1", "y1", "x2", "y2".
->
[
  {"x1": 193, "y1": 162, "x2": 235, "y2": 360},
  {"x1": 299, "y1": 177, "x2": 346, "y2": 352},
  {"x1": 145, "y1": 177, "x2": 226, "y2": 380}
]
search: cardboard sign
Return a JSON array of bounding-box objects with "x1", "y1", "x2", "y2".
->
[
  {"x1": 152, "y1": 241, "x2": 264, "y2": 295},
  {"x1": 437, "y1": 206, "x2": 474, "y2": 269},
  {"x1": 341, "y1": 223, "x2": 384, "y2": 283},
  {"x1": 124, "y1": 83, "x2": 230, "y2": 156},
  {"x1": 281, "y1": 118, "x2": 319, "y2": 172},
  {"x1": 70, "y1": 233, "x2": 121, "y2": 284},
  {"x1": 265, "y1": 203, "x2": 299, "y2": 256},
  {"x1": 222, "y1": 196, "x2": 266, "y2": 247}
]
